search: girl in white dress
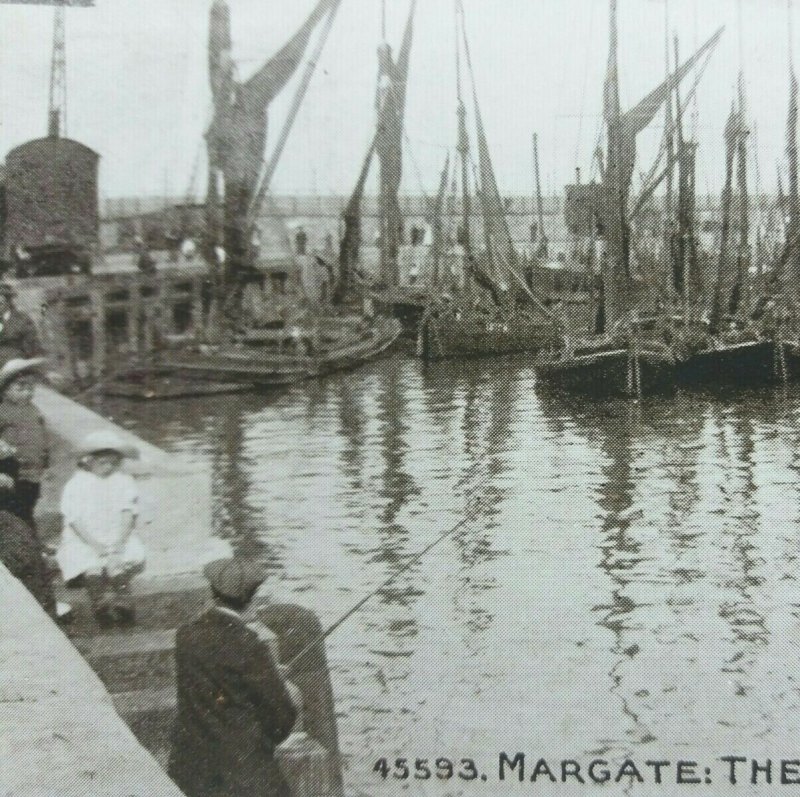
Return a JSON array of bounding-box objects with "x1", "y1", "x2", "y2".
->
[{"x1": 57, "y1": 431, "x2": 144, "y2": 627}]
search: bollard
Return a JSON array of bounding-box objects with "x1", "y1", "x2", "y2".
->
[
  {"x1": 247, "y1": 619, "x2": 337, "y2": 796},
  {"x1": 277, "y1": 730, "x2": 337, "y2": 797},
  {"x1": 255, "y1": 603, "x2": 345, "y2": 797}
]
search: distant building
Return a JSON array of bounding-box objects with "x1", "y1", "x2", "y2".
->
[{"x1": 1, "y1": 136, "x2": 99, "y2": 275}]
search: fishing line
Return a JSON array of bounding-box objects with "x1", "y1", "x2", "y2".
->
[
  {"x1": 285, "y1": 496, "x2": 485, "y2": 673},
  {"x1": 286, "y1": 357, "x2": 522, "y2": 673}
]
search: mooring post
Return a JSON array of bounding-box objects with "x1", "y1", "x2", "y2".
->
[
  {"x1": 191, "y1": 276, "x2": 204, "y2": 333},
  {"x1": 128, "y1": 280, "x2": 141, "y2": 352},
  {"x1": 89, "y1": 287, "x2": 106, "y2": 376}
]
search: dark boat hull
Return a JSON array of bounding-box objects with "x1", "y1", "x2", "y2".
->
[
  {"x1": 778, "y1": 340, "x2": 800, "y2": 380},
  {"x1": 675, "y1": 339, "x2": 779, "y2": 386},
  {"x1": 419, "y1": 313, "x2": 558, "y2": 360},
  {"x1": 534, "y1": 346, "x2": 675, "y2": 397}
]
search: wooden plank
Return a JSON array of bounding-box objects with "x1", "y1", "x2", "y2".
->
[{"x1": 73, "y1": 629, "x2": 176, "y2": 660}]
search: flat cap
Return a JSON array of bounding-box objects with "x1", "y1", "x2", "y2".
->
[{"x1": 203, "y1": 557, "x2": 266, "y2": 601}]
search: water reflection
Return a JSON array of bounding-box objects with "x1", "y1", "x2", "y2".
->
[{"x1": 110, "y1": 360, "x2": 800, "y2": 795}]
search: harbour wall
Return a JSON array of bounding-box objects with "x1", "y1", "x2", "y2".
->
[{"x1": 0, "y1": 561, "x2": 188, "y2": 797}]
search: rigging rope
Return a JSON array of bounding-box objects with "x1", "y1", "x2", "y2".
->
[{"x1": 247, "y1": 0, "x2": 342, "y2": 227}]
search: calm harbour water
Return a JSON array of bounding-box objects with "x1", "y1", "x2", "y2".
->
[{"x1": 106, "y1": 356, "x2": 800, "y2": 795}]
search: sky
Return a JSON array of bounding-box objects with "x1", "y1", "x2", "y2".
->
[{"x1": 0, "y1": 0, "x2": 796, "y2": 201}]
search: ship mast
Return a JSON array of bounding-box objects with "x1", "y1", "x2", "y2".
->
[
  {"x1": 664, "y1": 0, "x2": 674, "y2": 294},
  {"x1": 532, "y1": 132, "x2": 547, "y2": 259},
  {"x1": 787, "y1": 0, "x2": 800, "y2": 291},
  {"x1": 455, "y1": 1, "x2": 471, "y2": 263}
]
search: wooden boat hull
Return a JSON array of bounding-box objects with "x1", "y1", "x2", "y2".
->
[
  {"x1": 778, "y1": 340, "x2": 800, "y2": 380},
  {"x1": 674, "y1": 339, "x2": 778, "y2": 386},
  {"x1": 154, "y1": 316, "x2": 402, "y2": 388},
  {"x1": 534, "y1": 346, "x2": 675, "y2": 397},
  {"x1": 371, "y1": 287, "x2": 429, "y2": 336},
  {"x1": 419, "y1": 313, "x2": 558, "y2": 361}
]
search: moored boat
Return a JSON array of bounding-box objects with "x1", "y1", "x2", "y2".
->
[
  {"x1": 153, "y1": 315, "x2": 402, "y2": 387},
  {"x1": 534, "y1": 0, "x2": 723, "y2": 397},
  {"x1": 420, "y1": 303, "x2": 558, "y2": 361}
]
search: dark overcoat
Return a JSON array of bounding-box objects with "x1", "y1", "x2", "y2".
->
[
  {"x1": 0, "y1": 307, "x2": 42, "y2": 364},
  {"x1": 169, "y1": 608, "x2": 297, "y2": 797}
]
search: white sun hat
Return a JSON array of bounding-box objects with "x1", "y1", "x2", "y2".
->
[{"x1": 76, "y1": 430, "x2": 139, "y2": 460}]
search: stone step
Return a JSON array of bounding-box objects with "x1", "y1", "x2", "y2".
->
[
  {"x1": 73, "y1": 628, "x2": 176, "y2": 659},
  {"x1": 73, "y1": 629, "x2": 177, "y2": 692},
  {"x1": 112, "y1": 686, "x2": 176, "y2": 716},
  {"x1": 60, "y1": 585, "x2": 209, "y2": 635},
  {"x1": 112, "y1": 687, "x2": 177, "y2": 755}
]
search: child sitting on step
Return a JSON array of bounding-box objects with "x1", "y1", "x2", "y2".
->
[{"x1": 56, "y1": 431, "x2": 144, "y2": 628}]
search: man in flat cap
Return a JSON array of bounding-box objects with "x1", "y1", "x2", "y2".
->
[{"x1": 169, "y1": 557, "x2": 297, "y2": 797}]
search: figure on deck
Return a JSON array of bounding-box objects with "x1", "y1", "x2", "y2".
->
[{"x1": 0, "y1": 283, "x2": 43, "y2": 366}]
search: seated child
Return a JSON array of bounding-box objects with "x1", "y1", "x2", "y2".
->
[{"x1": 56, "y1": 431, "x2": 144, "y2": 627}]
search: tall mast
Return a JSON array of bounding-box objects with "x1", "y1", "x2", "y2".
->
[
  {"x1": 735, "y1": 70, "x2": 749, "y2": 310},
  {"x1": 664, "y1": 0, "x2": 674, "y2": 263},
  {"x1": 377, "y1": 1, "x2": 392, "y2": 284},
  {"x1": 712, "y1": 108, "x2": 738, "y2": 329},
  {"x1": 787, "y1": 0, "x2": 800, "y2": 289},
  {"x1": 431, "y1": 155, "x2": 450, "y2": 287},
  {"x1": 455, "y1": 1, "x2": 471, "y2": 260},
  {"x1": 532, "y1": 132, "x2": 547, "y2": 258},
  {"x1": 602, "y1": 0, "x2": 627, "y2": 328},
  {"x1": 674, "y1": 34, "x2": 698, "y2": 303},
  {"x1": 673, "y1": 35, "x2": 684, "y2": 297}
]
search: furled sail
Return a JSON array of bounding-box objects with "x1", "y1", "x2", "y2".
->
[
  {"x1": 474, "y1": 105, "x2": 517, "y2": 290},
  {"x1": 599, "y1": 0, "x2": 723, "y2": 326},
  {"x1": 376, "y1": 0, "x2": 416, "y2": 285},
  {"x1": 206, "y1": 0, "x2": 337, "y2": 278},
  {"x1": 334, "y1": 141, "x2": 375, "y2": 303}
]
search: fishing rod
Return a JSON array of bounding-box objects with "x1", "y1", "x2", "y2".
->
[{"x1": 284, "y1": 498, "x2": 484, "y2": 674}]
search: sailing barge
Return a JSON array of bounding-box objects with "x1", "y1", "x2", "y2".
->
[
  {"x1": 417, "y1": 0, "x2": 559, "y2": 361},
  {"x1": 534, "y1": 0, "x2": 726, "y2": 397},
  {"x1": 110, "y1": 0, "x2": 401, "y2": 396}
]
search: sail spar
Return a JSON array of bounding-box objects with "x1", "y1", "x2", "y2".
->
[
  {"x1": 205, "y1": 0, "x2": 339, "y2": 282},
  {"x1": 335, "y1": 141, "x2": 375, "y2": 303},
  {"x1": 376, "y1": 0, "x2": 417, "y2": 286},
  {"x1": 600, "y1": 0, "x2": 723, "y2": 326}
]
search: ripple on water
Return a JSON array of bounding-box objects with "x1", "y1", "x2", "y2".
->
[{"x1": 104, "y1": 357, "x2": 800, "y2": 795}]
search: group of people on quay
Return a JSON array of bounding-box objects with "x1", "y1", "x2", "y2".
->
[{"x1": 0, "y1": 281, "x2": 325, "y2": 797}]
